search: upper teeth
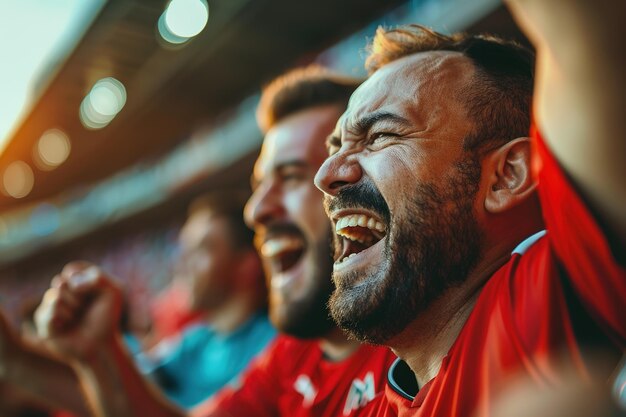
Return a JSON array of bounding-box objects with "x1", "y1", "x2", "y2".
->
[
  {"x1": 335, "y1": 214, "x2": 385, "y2": 232},
  {"x1": 261, "y1": 237, "x2": 303, "y2": 257},
  {"x1": 335, "y1": 214, "x2": 385, "y2": 244}
]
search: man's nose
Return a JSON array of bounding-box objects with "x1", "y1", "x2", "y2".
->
[
  {"x1": 314, "y1": 151, "x2": 363, "y2": 196},
  {"x1": 244, "y1": 182, "x2": 284, "y2": 228}
]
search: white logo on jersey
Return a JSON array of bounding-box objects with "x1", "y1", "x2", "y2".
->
[
  {"x1": 343, "y1": 372, "x2": 376, "y2": 415},
  {"x1": 294, "y1": 374, "x2": 318, "y2": 406}
]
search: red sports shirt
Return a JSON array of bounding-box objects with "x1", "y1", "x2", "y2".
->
[
  {"x1": 192, "y1": 335, "x2": 397, "y2": 417},
  {"x1": 358, "y1": 128, "x2": 626, "y2": 417}
]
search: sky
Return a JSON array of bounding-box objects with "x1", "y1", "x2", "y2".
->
[{"x1": 0, "y1": 0, "x2": 105, "y2": 154}]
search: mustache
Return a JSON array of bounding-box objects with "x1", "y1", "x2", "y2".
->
[{"x1": 323, "y1": 181, "x2": 390, "y2": 224}]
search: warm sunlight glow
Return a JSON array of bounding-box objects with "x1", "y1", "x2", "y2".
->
[{"x1": 0, "y1": 0, "x2": 105, "y2": 155}]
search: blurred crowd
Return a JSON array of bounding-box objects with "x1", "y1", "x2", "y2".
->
[{"x1": 0, "y1": 1, "x2": 624, "y2": 417}]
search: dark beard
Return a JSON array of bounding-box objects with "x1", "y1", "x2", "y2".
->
[
  {"x1": 327, "y1": 158, "x2": 483, "y2": 344},
  {"x1": 274, "y1": 227, "x2": 336, "y2": 339}
]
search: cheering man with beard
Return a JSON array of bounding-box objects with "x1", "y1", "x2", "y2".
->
[
  {"x1": 314, "y1": 1, "x2": 626, "y2": 416},
  {"x1": 16, "y1": 67, "x2": 396, "y2": 417},
  {"x1": 194, "y1": 66, "x2": 396, "y2": 417}
]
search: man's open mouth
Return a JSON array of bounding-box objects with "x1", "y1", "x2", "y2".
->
[
  {"x1": 261, "y1": 234, "x2": 306, "y2": 273},
  {"x1": 334, "y1": 212, "x2": 387, "y2": 264}
]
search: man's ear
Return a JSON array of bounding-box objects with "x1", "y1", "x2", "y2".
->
[{"x1": 484, "y1": 137, "x2": 537, "y2": 214}]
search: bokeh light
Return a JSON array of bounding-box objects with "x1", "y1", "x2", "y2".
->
[
  {"x1": 79, "y1": 77, "x2": 127, "y2": 129},
  {"x1": 158, "y1": 0, "x2": 209, "y2": 45},
  {"x1": 2, "y1": 161, "x2": 34, "y2": 198},
  {"x1": 34, "y1": 129, "x2": 71, "y2": 171}
]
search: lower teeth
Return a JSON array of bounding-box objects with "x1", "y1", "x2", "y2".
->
[{"x1": 338, "y1": 252, "x2": 358, "y2": 263}]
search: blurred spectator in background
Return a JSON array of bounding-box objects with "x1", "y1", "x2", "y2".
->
[
  {"x1": 194, "y1": 65, "x2": 397, "y2": 417},
  {"x1": 0, "y1": 191, "x2": 275, "y2": 415},
  {"x1": 148, "y1": 280, "x2": 203, "y2": 349},
  {"x1": 137, "y1": 192, "x2": 276, "y2": 408},
  {"x1": 27, "y1": 65, "x2": 396, "y2": 417}
]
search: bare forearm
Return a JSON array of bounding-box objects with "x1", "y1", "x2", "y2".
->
[
  {"x1": 507, "y1": 0, "x2": 626, "y2": 245},
  {"x1": 506, "y1": 1, "x2": 625, "y2": 50},
  {"x1": 506, "y1": 0, "x2": 626, "y2": 122},
  {"x1": 73, "y1": 334, "x2": 184, "y2": 417},
  {"x1": 5, "y1": 341, "x2": 92, "y2": 416}
]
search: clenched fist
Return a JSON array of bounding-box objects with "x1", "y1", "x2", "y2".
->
[{"x1": 35, "y1": 262, "x2": 123, "y2": 363}]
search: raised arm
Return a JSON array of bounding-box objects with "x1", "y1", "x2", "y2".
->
[
  {"x1": 35, "y1": 263, "x2": 186, "y2": 417},
  {"x1": 0, "y1": 312, "x2": 92, "y2": 416},
  {"x1": 506, "y1": 0, "x2": 626, "y2": 247}
]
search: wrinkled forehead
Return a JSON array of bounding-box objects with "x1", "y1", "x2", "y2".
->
[{"x1": 341, "y1": 51, "x2": 475, "y2": 129}]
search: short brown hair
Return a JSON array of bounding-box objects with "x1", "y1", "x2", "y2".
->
[
  {"x1": 256, "y1": 65, "x2": 362, "y2": 133},
  {"x1": 366, "y1": 25, "x2": 535, "y2": 153}
]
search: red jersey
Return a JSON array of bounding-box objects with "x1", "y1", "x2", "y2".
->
[
  {"x1": 359, "y1": 128, "x2": 626, "y2": 417},
  {"x1": 151, "y1": 285, "x2": 203, "y2": 343},
  {"x1": 191, "y1": 335, "x2": 396, "y2": 417}
]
